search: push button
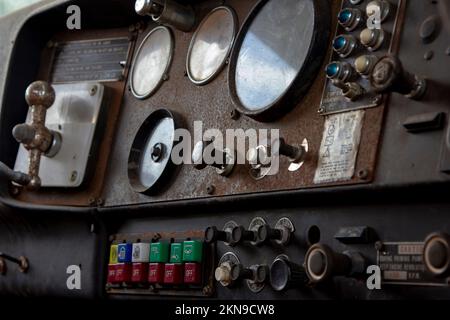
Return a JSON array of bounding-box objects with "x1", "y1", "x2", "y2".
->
[
  {"x1": 184, "y1": 263, "x2": 202, "y2": 285},
  {"x1": 107, "y1": 264, "x2": 118, "y2": 284},
  {"x1": 131, "y1": 263, "x2": 149, "y2": 283},
  {"x1": 150, "y1": 242, "x2": 170, "y2": 263},
  {"x1": 132, "y1": 243, "x2": 150, "y2": 263},
  {"x1": 118, "y1": 243, "x2": 133, "y2": 263},
  {"x1": 115, "y1": 263, "x2": 132, "y2": 283},
  {"x1": 170, "y1": 243, "x2": 183, "y2": 263},
  {"x1": 164, "y1": 263, "x2": 184, "y2": 285},
  {"x1": 148, "y1": 263, "x2": 165, "y2": 284},
  {"x1": 109, "y1": 244, "x2": 119, "y2": 264},
  {"x1": 183, "y1": 240, "x2": 203, "y2": 263}
]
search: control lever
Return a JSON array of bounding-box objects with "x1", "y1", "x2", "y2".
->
[
  {"x1": 256, "y1": 224, "x2": 292, "y2": 246},
  {"x1": 12, "y1": 81, "x2": 62, "y2": 190},
  {"x1": 229, "y1": 226, "x2": 256, "y2": 246},
  {"x1": 370, "y1": 55, "x2": 427, "y2": 100},
  {"x1": 204, "y1": 226, "x2": 231, "y2": 244},
  {"x1": 230, "y1": 263, "x2": 269, "y2": 284}
]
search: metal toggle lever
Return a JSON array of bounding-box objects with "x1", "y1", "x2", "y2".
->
[{"x1": 12, "y1": 81, "x2": 62, "y2": 190}]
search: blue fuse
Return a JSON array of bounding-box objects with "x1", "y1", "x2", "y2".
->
[{"x1": 118, "y1": 243, "x2": 133, "y2": 263}]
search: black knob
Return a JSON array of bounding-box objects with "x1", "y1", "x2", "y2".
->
[
  {"x1": 370, "y1": 55, "x2": 427, "y2": 99},
  {"x1": 423, "y1": 233, "x2": 450, "y2": 277},
  {"x1": 230, "y1": 264, "x2": 253, "y2": 282},
  {"x1": 269, "y1": 256, "x2": 309, "y2": 291},
  {"x1": 229, "y1": 226, "x2": 256, "y2": 246},
  {"x1": 305, "y1": 244, "x2": 352, "y2": 283},
  {"x1": 256, "y1": 225, "x2": 291, "y2": 246},
  {"x1": 204, "y1": 226, "x2": 230, "y2": 244}
]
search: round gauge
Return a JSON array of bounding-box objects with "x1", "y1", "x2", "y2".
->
[
  {"x1": 130, "y1": 26, "x2": 174, "y2": 99},
  {"x1": 228, "y1": 0, "x2": 330, "y2": 121},
  {"x1": 128, "y1": 109, "x2": 179, "y2": 194},
  {"x1": 186, "y1": 6, "x2": 237, "y2": 85}
]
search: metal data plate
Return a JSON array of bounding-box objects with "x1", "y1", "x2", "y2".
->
[
  {"x1": 14, "y1": 83, "x2": 105, "y2": 188},
  {"x1": 319, "y1": 0, "x2": 402, "y2": 115},
  {"x1": 51, "y1": 38, "x2": 131, "y2": 84},
  {"x1": 377, "y1": 242, "x2": 449, "y2": 287}
]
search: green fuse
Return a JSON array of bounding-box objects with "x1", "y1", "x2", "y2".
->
[
  {"x1": 170, "y1": 243, "x2": 183, "y2": 263},
  {"x1": 150, "y1": 242, "x2": 170, "y2": 263},
  {"x1": 183, "y1": 240, "x2": 203, "y2": 263}
]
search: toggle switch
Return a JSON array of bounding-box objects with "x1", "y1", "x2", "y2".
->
[
  {"x1": 148, "y1": 263, "x2": 165, "y2": 284},
  {"x1": 150, "y1": 242, "x2": 170, "y2": 263},
  {"x1": 182, "y1": 240, "x2": 203, "y2": 263},
  {"x1": 423, "y1": 232, "x2": 450, "y2": 277},
  {"x1": 192, "y1": 139, "x2": 235, "y2": 177},
  {"x1": 184, "y1": 263, "x2": 202, "y2": 285},
  {"x1": 131, "y1": 262, "x2": 149, "y2": 283},
  {"x1": 115, "y1": 263, "x2": 132, "y2": 283},
  {"x1": 269, "y1": 256, "x2": 309, "y2": 291},
  {"x1": 304, "y1": 244, "x2": 366, "y2": 284},
  {"x1": 118, "y1": 243, "x2": 133, "y2": 263},
  {"x1": 338, "y1": 8, "x2": 364, "y2": 31},
  {"x1": 332, "y1": 81, "x2": 365, "y2": 101},
  {"x1": 370, "y1": 55, "x2": 427, "y2": 100},
  {"x1": 132, "y1": 242, "x2": 150, "y2": 263},
  {"x1": 256, "y1": 224, "x2": 292, "y2": 246},
  {"x1": 164, "y1": 263, "x2": 184, "y2": 285},
  {"x1": 333, "y1": 35, "x2": 358, "y2": 57},
  {"x1": 360, "y1": 28, "x2": 386, "y2": 51},
  {"x1": 326, "y1": 61, "x2": 355, "y2": 82}
]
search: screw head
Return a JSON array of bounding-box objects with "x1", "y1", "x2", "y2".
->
[
  {"x1": 89, "y1": 85, "x2": 98, "y2": 96},
  {"x1": 70, "y1": 171, "x2": 78, "y2": 182},
  {"x1": 357, "y1": 169, "x2": 370, "y2": 180},
  {"x1": 206, "y1": 185, "x2": 216, "y2": 195},
  {"x1": 151, "y1": 143, "x2": 165, "y2": 162}
]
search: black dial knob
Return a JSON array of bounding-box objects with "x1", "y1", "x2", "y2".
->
[
  {"x1": 256, "y1": 225, "x2": 291, "y2": 246},
  {"x1": 230, "y1": 264, "x2": 253, "y2": 282},
  {"x1": 423, "y1": 233, "x2": 450, "y2": 277},
  {"x1": 269, "y1": 256, "x2": 309, "y2": 291},
  {"x1": 229, "y1": 226, "x2": 256, "y2": 246},
  {"x1": 305, "y1": 244, "x2": 352, "y2": 283},
  {"x1": 204, "y1": 226, "x2": 230, "y2": 244},
  {"x1": 370, "y1": 55, "x2": 427, "y2": 100}
]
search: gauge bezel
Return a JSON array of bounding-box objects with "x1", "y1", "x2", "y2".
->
[
  {"x1": 127, "y1": 108, "x2": 180, "y2": 195},
  {"x1": 130, "y1": 26, "x2": 174, "y2": 100},
  {"x1": 227, "y1": 0, "x2": 331, "y2": 122},
  {"x1": 186, "y1": 6, "x2": 238, "y2": 86}
]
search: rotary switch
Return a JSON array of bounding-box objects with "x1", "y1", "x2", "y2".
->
[
  {"x1": 304, "y1": 244, "x2": 365, "y2": 284},
  {"x1": 231, "y1": 263, "x2": 269, "y2": 284},
  {"x1": 423, "y1": 232, "x2": 450, "y2": 277},
  {"x1": 256, "y1": 224, "x2": 292, "y2": 246},
  {"x1": 229, "y1": 226, "x2": 257, "y2": 246},
  {"x1": 204, "y1": 226, "x2": 231, "y2": 244},
  {"x1": 192, "y1": 139, "x2": 235, "y2": 177},
  {"x1": 370, "y1": 55, "x2": 427, "y2": 100},
  {"x1": 269, "y1": 256, "x2": 309, "y2": 291}
]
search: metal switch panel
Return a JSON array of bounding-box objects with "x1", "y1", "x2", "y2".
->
[{"x1": 14, "y1": 83, "x2": 106, "y2": 187}]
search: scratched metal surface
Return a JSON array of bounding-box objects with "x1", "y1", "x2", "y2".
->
[{"x1": 101, "y1": 0, "x2": 386, "y2": 207}]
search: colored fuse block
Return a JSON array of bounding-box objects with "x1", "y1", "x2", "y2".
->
[
  {"x1": 170, "y1": 243, "x2": 183, "y2": 263},
  {"x1": 115, "y1": 263, "x2": 132, "y2": 283},
  {"x1": 132, "y1": 243, "x2": 150, "y2": 263},
  {"x1": 150, "y1": 242, "x2": 170, "y2": 263},
  {"x1": 164, "y1": 263, "x2": 184, "y2": 285},
  {"x1": 131, "y1": 263, "x2": 149, "y2": 283},
  {"x1": 183, "y1": 240, "x2": 203, "y2": 263},
  {"x1": 184, "y1": 263, "x2": 202, "y2": 285},
  {"x1": 107, "y1": 264, "x2": 118, "y2": 284},
  {"x1": 118, "y1": 243, "x2": 133, "y2": 263},
  {"x1": 148, "y1": 263, "x2": 165, "y2": 284},
  {"x1": 109, "y1": 244, "x2": 118, "y2": 264}
]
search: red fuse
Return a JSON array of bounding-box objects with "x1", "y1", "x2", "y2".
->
[
  {"x1": 107, "y1": 264, "x2": 118, "y2": 284},
  {"x1": 131, "y1": 263, "x2": 149, "y2": 283},
  {"x1": 115, "y1": 263, "x2": 132, "y2": 283},
  {"x1": 148, "y1": 263, "x2": 165, "y2": 284},
  {"x1": 164, "y1": 263, "x2": 184, "y2": 285},
  {"x1": 184, "y1": 263, "x2": 202, "y2": 285}
]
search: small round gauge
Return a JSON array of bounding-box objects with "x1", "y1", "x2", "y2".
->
[
  {"x1": 228, "y1": 0, "x2": 330, "y2": 121},
  {"x1": 186, "y1": 6, "x2": 238, "y2": 85},
  {"x1": 128, "y1": 109, "x2": 179, "y2": 194},
  {"x1": 130, "y1": 26, "x2": 174, "y2": 99}
]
